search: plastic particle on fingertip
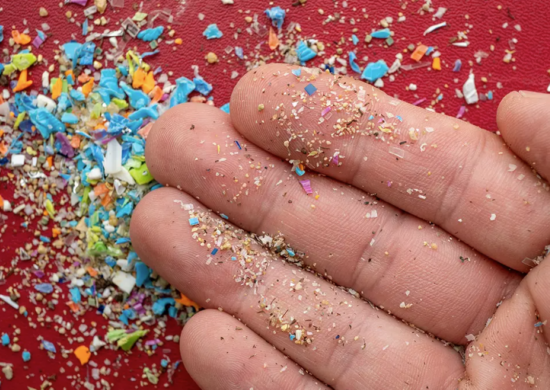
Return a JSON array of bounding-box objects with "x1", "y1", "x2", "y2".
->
[
  {"x1": 203, "y1": 24, "x2": 223, "y2": 39},
  {"x1": 265, "y1": 6, "x2": 286, "y2": 29},
  {"x1": 361, "y1": 60, "x2": 389, "y2": 83},
  {"x1": 371, "y1": 28, "x2": 391, "y2": 39},
  {"x1": 137, "y1": 26, "x2": 164, "y2": 42},
  {"x1": 211, "y1": 248, "x2": 219, "y2": 255},
  {"x1": 220, "y1": 103, "x2": 230, "y2": 113},
  {"x1": 170, "y1": 77, "x2": 195, "y2": 108},
  {"x1": 304, "y1": 83, "x2": 317, "y2": 95},
  {"x1": 189, "y1": 217, "x2": 199, "y2": 226},
  {"x1": 292, "y1": 68, "x2": 301, "y2": 77},
  {"x1": 296, "y1": 41, "x2": 317, "y2": 63}
]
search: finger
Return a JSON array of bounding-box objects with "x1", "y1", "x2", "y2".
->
[
  {"x1": 461, "y1": 257, "x2": 550, "y2": 389},
  {"x1": 146, "y1": 103, "x2": 520, "y2": 345},
  {"x1": 230, "y1": 63, "x2": 550, "y2": 272},
  {"x1": 497, "y1": 91, "x2": 550, "y2": 180},
  {"x1": 181, "y1": 309, "x2": 328, "y2": 390},
  {"x1": 130, "y1": 187, "x2": 464, "y2": 389}
]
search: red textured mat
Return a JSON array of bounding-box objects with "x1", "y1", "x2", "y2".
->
[{"x1": 1, "y1": 0, "x2": 548, "y2": 389}]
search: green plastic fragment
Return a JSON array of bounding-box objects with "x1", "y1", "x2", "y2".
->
[
  {"x1": 386, "y1": 37, "x2": 394, "y2": 46},
  {"x1": 90, "y1": 211, "x2": 100, "y2": 226},
  {"x1": 12, "y1": 53, "x2": 37, "y2": 71},
  {"x1": 124, "y1": 158, "x2": 143, "y2": 170},
  {"x1": 111, "y1": 98, "x2": 129, "y2": 110},
  {"x1": 132, "y1": 12, "x2": 148, "y2": 21},
  {"x1": 117, "y1": 330, "x2": 148, "y2": 351},
  {"x1": 91, "y1": 103, "x2": 102, "y2": 119},
  {"x1": 45, "y1": 199, "x2": 55, "y2": 216},
  {"x1": 107, "y1": 329, "x2": 126, "y2": 342},
  {"x1": 2, "y1": 63, "x2": 17, "y2": 76},
  {"x1": 129, "y1": 163, "x2": 154, "y2": 185},
  {"x1": 14, "y1": 112, "x2": 26, "y2": 130},
  {"x1": 144, "y1": 368, "x2": 159, "y2": 384},
  {"x1": 62, "y1": 79, "x2": 69, "y2": 93}
]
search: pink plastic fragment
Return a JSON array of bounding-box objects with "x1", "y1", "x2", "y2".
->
[
  {"x1": 456, "y1": 105, "x2": 466, "y2": 119},
  {"x1": 32, "y1": 36, "x2": 45, "y2": 49},
  {"x1": 321, "y1": 106, "x2": 332, "y2": 117},
  {"x1": 300, "y1": 180, "x2": 313, "y2": 195},
  {"x1": 67, "y1": 0, "x2": 89, "y2": 5},
  {"x1": 412, "y1": 98, "x2": 427, "y2": 106},
  {"x1": 332, "y1": 153, "x2": 339, "y2": 165}
]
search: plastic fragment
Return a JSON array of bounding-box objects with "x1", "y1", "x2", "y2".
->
[
  {"x1": 371, "y1": 28, "x2": 391, "y2": 39},
  {"x1": 296, "y1": 41, "x2": 317, "y2": 63},
  {"x1": 265, "y1": 6, "x2": 286, "y2": 29},
  {"x1": 35, "y1": 283, "x2": 54, "y2": 294},
  {"x1": 11, "y1": 53, "x2": 37, "y2": 71},
  {"x1": 432, "y1": 57, "x2": 441, "y2": 70},
  {"x1": 463, "y1": 73, "x2": 479, "y2": 104},
  {"x1": 411, "y1": 45, "x2": 429, "y2": 62},
  {"x1": 135, "y1": 262, "x2": 151, "y2": 287},
  {"x1": 348, "y1": 52, "x2": 361, "y2": 73},
  {"x1": 220, "y1": 103, "x2": 230, "y2": 113},
  {"x1": 304, "y1": 84, "x2": 317, "y2": 95},
  {"x1": 193, "y1": 77, "x2": 213, "y2": 95},
  {"x1": 42, "y1": 340, "x2": 56, "y2": 353},
  {"x1": 14, "y1": 70, "x2": 33, "y2": 92},
  {"x1": 117, "y1": 330, "x2": 148, "y2": 351},
  {"x1": 74, "y1": 345, "x2": 91, "y2": 365},
  {"x1": 112, "y1": 271, "x2": 136, "y2": 294},
  {"x1": 268, "y1": 27, "x2": 279, "y2": 50},
  {"x1": 300, "y1": 180, "x2": 313, "y2": 195},
  {"x1": 29, "y1": 108, "x2": 66, "y2": 138},
  {"x1": 424, "y1": 21, "x2": 447, "y2": 35},
  {"x1": 203, "y1": 24, "x2": 223, "y2": 39},
  {"x1": 22, "y1": 351, "x2": 31, "y2": 362},
  {"x1": 361, "y1": 60, "x2": 389, "y2": 83},
  {"x1": 189, "y1": 217, "x2": 199, "y2": 226},
  {"x1": 453, "y1": 59, "x2": 462, "y2": 72},
  {"x1": 351, "y1": 34, "x2": 359, "y2": 45},
  {"x1": 152, "y1": 297, "x2": 175, "y2": 315},
  {"x1": 2, "y1": 334, "x2": 10, "y2": 346},
  {"x1": 12, "y1": 30, "x2": 31, "y2": 45},
  {"x1": 129, "y1": 163, "x2": 154, "y2": 184},
  {"x1": 0, "y1": 25, "x2": 3, "y2": 43},
  {"x1": 170, "y1": 77, "x2": 195, "y2": 107},
  {"x1": 137, "y1": 26, "x2": 164, "y2": 42}
]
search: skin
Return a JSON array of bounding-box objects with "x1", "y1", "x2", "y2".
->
[{"x1": 130, "y1": 64, "x2": 550, "y2": 389}]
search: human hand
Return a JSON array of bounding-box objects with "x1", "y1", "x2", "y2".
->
[{"x1": 131, "y1": 63, "x2": 550, "y2": 389}]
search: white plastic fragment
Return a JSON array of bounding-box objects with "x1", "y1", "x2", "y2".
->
[
  {"x1": 112, "y1": 167, "x2": 135, "y2": 184},
  {"x1": 11, "y1": 154, "x2": 25, "y2": 167},
  {"x1": 434, "y1": 7, "x2": 447, "y2": 19},
  {"x1": 103, "y1": 139, "x2": 122, "y2": 174},
  {"x1": 112, "y1": 271, "x2": 136, "y2": 294},
  {"x1": 409, "y1": 83, "x2": 417, "y2": 91},
  {"x1": 463, "y1": 73, "x2": 479, "y2": 105},
  {"x1": 453, "y1": 41, "x2": 470, "y2": 47},
  {"x1": 36, "y1": 94, "x2": 57, "y2": 112},
  {"x1": 87, "y1": 167, "x2": 102, "y2": 180},
  {"x1": 42, "y1": 71, "x2": 50, "y2": 89},
  {"x1": 547, "y1": 83, "x2": 550, "y2": 93},
  {"x1": 374, "y1": 78, "x2": 384, "y2": 88},
  {"x1": 423, "y1": 21, "x2": 447, "y2": 35},
  {"x1": 91, "y1": 336, "x2": 106, "y2": 352},
  {"x1": 0, "y1": 294, "x2": 19, "y2": 310},
  {"x1": 3, "y1": 200, "x2": 11, "y2": 212},
  {"x1": 221, "y1": 0, "x2": 234, "y2": 3},
  {"x1": 465, "y1": 334, "x2": 476, "y2": 342},
  {"x1": 490, "y1": 213, "x2": 496, "y2": 221}
]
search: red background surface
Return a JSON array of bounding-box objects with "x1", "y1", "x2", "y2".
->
[{"x1": 1, "y1": 0, "x2": 549, "y2": 389}]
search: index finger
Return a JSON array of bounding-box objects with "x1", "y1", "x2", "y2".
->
[{"x1": 230, "y1": 63, "x2": 550, "y2": 271}]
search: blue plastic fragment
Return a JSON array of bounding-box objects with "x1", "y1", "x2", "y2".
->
[
  {"x1": 296, "y1": 41, "x2": 317, "y2": 63},
  {"x1": 426, "y1": 46, "x2": 434, "y2": 56},
  {"x1": 61, "y1": 112, "x2": 79, "y2": 124},
  {"x1": 82, "y1": 19, "x2": 89, "y2": 36},
  {"x1": 137, "y1": 26, "x2": 164, "y2": 42},
  {"x1": 161, "y1": 359, "x2": 169, "y2": 368},
  {"x1": 193, "y1": 77, "x2": 213, "y2": 95},
  {"x1": 235, "y1": 47, "x2": 244, "y2": 59},
  {"x1": 287, "y1": 248, "x2": 295, "y2": 257},
  {"x1": 351, "y1": 34, "x2": 359, "y2": 45},
  {"x1": 220, "y1": 214, "x2": 229, "y2": 219},
  {"x1": 304, "y1": 83, "x2": 317, "y2": 95},
  {"x1": 295, "y1": 167, "x2": 305, "y2": 176},
  {"x1": 70, "y1": 287, "x2": 81, "y2": 303},
  {"x1": 39, "y1": 235, "x2": 51, "y2": 243},
  {"x1": 119, "y1": 312, "x2": 129, "y2": 325},
  {"x1": 235, "y1": 140, "x2": 241, "y2": 149},
  {"x1": 189, "y1": 217, "x2": 199, "y2": 226},
  {"x1": 487, "y1": 91, "x2": 493, "y2": 100},
  {"x1": 371, "y1": 28, "x2": 391, "y2": 39},
  {"x1": 152, "y1": 297, "x2": 175, "y2": 315},
  {"x1": 290, "y1": 334, "x2": 296, "y2": 340},
  {"x1": 0, "y1": 25, "x2": 3, "y2": 43},
  {"x1": 35, "y1": 283, "x2": 53, "y2": 294},
  {"x1": 142, "y1": 49, "x2": 160, "y2": 58},
  {"x1": 58, "y1": 93, "x2": 73, "y2": 111},
  {"x1": 22, "y1": 351, "x2": 31, "y2": 362},
  {"x1": 75, "y1": 41, "x2": 95, "y2": 66},
  {"x1": 292, "y1": 68, "x2": 301, "y2": 77},
  {"x1": 42, "y1": 340, "x2": 56, "y2": 353},
  {"x1": 231, "y1": 256, "x2": 237, "y2": 261},
  {"x1": 168, "y1": 305, "x2": 178, "y2": 318},
  {"x1": 220, "y1": 103, "x2": 230, "y2": 113},
  {"x1": 203, "y1": 24, "x2": 223, "y2": 39},
  {"x1": 1, "y1": 334, "x2": 9, "y2": 346},
  {"x1": 265, "y1": 6, "x2": 286, "y2": 29},
  {"x1": 170, "y1": 77, "x2": 195, "y2": 108},
  {"x1": 211, "y1": 248, "x2": 218, "y2": 255},
  {"x1": 135, "y1": 262, "x2": 151, "y2": 287},
  {"x1": 116, "y1": 202, "x2": 133, "y2": 218},
  {"x1": 70, "y1": 89, "x2": 85, "y2": 101},
  {"x1": 128, "y1": 104, "x2": 159, "y2": 120},
  {"x1": 453, "y1": 59, "x2": 462, "y2": 72},
  {"x1": 122, "y1": 83, "x2": 151, "y2": 109},
  {"x1": 361, "y1": 60, "x2": 389, "y2": 83},
  {"x1": 348, "y1": 52, "x2": 361, "y2": 73},
  {"x1": 29, "y1": 108, "x2": 66, "y2": 138},
  {"x1": 98, "y1": 69, "x2": 125, "y2": 104},
  {"x1": 62, "y1": 42, "x2": 82, "y2": 60}
]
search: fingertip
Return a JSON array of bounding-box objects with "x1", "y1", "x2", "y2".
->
[{"x1": 496, "y1": 91, "x2": 522, "y2": 136}]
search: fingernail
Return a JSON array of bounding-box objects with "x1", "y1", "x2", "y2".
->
[{"x1": 519, "y1": 90, "x2": 550, "y2": 98}]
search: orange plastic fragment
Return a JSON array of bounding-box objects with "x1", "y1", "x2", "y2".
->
[
  {"x1": 12, "y1": 30, "x2": 31, "y2": 45},
  {"x1": 13, "y1": 70, "x2": 33, "y2": 92},
  {"x1": 78, "y1": 73, "x2": 91, "y2": 83},
  {"x1": 46, "y1": 156, "x2": 53, "y2": 168},
  {"x1": 74, "y1": 345, "x2": 91, "y2": 365},
  {"x1": 141, "y1": 71, "x2": 155, "y2": 94},
  {"x1": 150, "y1": 85, "x2": 163, "y2": 104},
  {"x1": 268, "y1": 27, "x2": 279, "y2": 50},
  {"x1": 432, "y1": 57, "x2": 441, "y2": 70},
  {"x1": 0, "y1": 128, "x2": 4, "y2": 137},
  {"x1": 67, "y1": 302, "x2": 79, "y2": 312},
  {"x1": 175, "y1": 292, "x2": 200, "y2": 311},
  {"x1": 82, "y1": 78, "x2": 94, "y2": 97},
  {"x1": 70, "y1": 135, "x2": 81, "y2": 149},
  {"x1": 0, "y1": 194, "x2": 4, "y2": 209},
  {"x1": 100, "y1": 193, "x2": 112, "y2": 207},
  {"x1": 411, "y1": 45, "x2": 429, "y2": 62},
  {"x1": 0, "y1": 142, "x2": 7, "y2": 156},
  {"x1": 174, "y1": 38, "x2": 183, "y2": 45},
  {"x1": 65, "y1": 69, "x2": 75, "y2": 78},
  {"x1": 52, "y1": 228, "x2": 61, "y2": 238},
  {"x1": 137, "y1": 122, "x2": 153, "y2": 139},
  {"x1": 132, "y1": 67, "x2": 146, "y2": 89},
  {"x1": 86, "y1": 266, "x2": 98, "y2": 277},
  {"x1": 94, "y1": 183, "x2": 109, "y2": 196},
  {"x1": 51, "y1": 78, "x2": 63, "y2": 100}
]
